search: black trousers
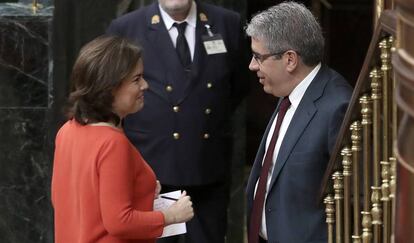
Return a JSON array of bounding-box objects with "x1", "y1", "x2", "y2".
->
[
  {"x1": 156, "y1": 181, "x2": 230, "y2": 243},
  {"x1": 259, "y1": 236, "x2": 268, "y2": 243}
]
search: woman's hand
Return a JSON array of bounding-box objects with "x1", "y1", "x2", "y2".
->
[{"x1": 162, "y1": 191, "x2": 194, "y2": 225}]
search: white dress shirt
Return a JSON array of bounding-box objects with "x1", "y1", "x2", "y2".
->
[
  {"x1": 256, "y1": 63, "x2": 322, "y2": 239},
  {"x1": 159, "y1": 1, "x2": 197, "y2": 60}
]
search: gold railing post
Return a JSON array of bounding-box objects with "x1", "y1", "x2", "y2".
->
[
  {"x1": 360, "y1": 94, "x2": 373, "y2": 243},
  {"x1": 374, "y1": 0, "x2": 384, "y2": 26},
  {"x1": 371, "y1": 186, "x2": 383, "y2": 243},
  {"x1": 390, "y1": 36, "x2": 398, "y2": 147},
  {"x1": 325, "y1": 195, "x2": 336, "y2": 243},
  {"x1": 362, "y1": 211, "x2": 373, "y2": 243},
  {"x1": 370, "y1": 68, "x2": 383, "y2": 243},
  {"x1": 389, "y1": 157, "x2": 396, "y2": 242},
  {"x1": 381, "y1": 160, "x2": 391, "y2": 243},
  {"x1": 370, "y1": 68, "x2": 382, "y2": 187},
  {"x1": 360, "y1": 95, "x2": 372, "y2": 209},
  {"x1": 333, "y1": 171, "x2": 344, "y2": 243},
  {"x1": 389, "y1": 35, "x2": 397, "y2": 243},
  {"x1": 342, "y1": 147, "x2": 353, "y2": 243},
  {"x1": 380, "y1": 38, "x2": 393, "y2": 162},
  {"x1": 351, "y1": 121, "x2": 363, "y2": 243}
]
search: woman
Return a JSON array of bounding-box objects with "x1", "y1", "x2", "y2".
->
[{"x1": 51, "y1": 36, "x2": 193, "y2": 243}]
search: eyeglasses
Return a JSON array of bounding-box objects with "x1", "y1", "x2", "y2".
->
[{"x1": 252, "y1": 50, "x2": 287, "y2": 65}]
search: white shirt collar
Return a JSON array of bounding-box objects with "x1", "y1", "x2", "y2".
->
[
  {"x1": 159, "y1": 1, "x2": 197, "y2": 30},
  {"x1": 288, "y1": 63, "x2": 321, "y2": 109}
]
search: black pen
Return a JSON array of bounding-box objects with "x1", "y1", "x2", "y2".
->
[{"x1": 160, "y1": 195, "x2": 178, "y2": 201}]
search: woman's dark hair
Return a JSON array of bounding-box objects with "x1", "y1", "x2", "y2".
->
[{"x1": 66, "y1": 35, "x2": 142, "y2": 125}]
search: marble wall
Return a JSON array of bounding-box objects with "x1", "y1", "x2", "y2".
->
[
  {"x1": 0, "y1": 3, "x2": 53, "y2": 242},
  {"x1": 0, "y1": 1, "x2": 247, "y2": 242}
]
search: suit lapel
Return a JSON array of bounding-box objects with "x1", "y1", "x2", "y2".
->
[
  {"x1": 179, "y1": 2, "x2": 210, "y2": 103},
  {"x1": 267, "y1": 96, "x2": 317, "y2": 192},
  {"x1": 190, "y1": 11, "x2": 207, "y2": 81},
  {"x1": 145, "y1": 4, "x2": 182, "y2": 76},
  {"x1": 267, "y1": 66, "x2": 329, "y2": 192},
  {"x1": 145, "y1": 3, "x2": 191, "y2": 97},
  {"x1": 144, "y1": 2, "x2": 211, "y2": 104}
]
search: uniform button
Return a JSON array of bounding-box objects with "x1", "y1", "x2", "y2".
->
[
  {"x1": 166, "y1": 85, "x2": 173, "y2": 92},
  {"x1": 207, "y1": 82, "x2": 213, "y2": 89},
  {"x1": 173, "y1": 133, "x2": 180, "y2": 139},
  {"x1": 203, "y1": 133, "x2": 210, "y2": 139},
  {"x1": 173, "y1": 106, "x2": 180, "y2": 112},
  {"x1": 205, "y1": 108, "x2": 211, "y2": 114}
]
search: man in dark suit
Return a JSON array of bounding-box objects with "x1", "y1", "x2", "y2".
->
[
  {"x1": 245, "y1": 2, "x2": 352, "y2": 243},
  {"x1": 106, "y1": 1, "x2": 248, "y2": 242}
]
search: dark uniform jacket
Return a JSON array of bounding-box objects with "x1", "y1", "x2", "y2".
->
[
  {"x1": 107, "y1": 1, "x2": 248, "y2": 186},
  {"x1": 246, "y1": 65, "x2": 352, "y2": 243}
]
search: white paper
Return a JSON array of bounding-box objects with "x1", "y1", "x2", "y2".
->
[{"x1": 154, "y1": 190, "x2": 187, "y2": 238}]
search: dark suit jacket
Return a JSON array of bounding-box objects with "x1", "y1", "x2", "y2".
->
[
  {"x1": 106, "y1": 1, "x2": 248, "y2": 186},
  {"x1": 246, "y1": 65, "x2": 352, "y2": 243}
]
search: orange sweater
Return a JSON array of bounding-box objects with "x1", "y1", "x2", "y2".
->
[{"x1": 52, "y1": 120, "x2": 164, "y2": 243}]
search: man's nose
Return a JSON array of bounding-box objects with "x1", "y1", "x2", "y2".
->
[{"x1": 249, "y1": 56, "x2": 259, "y2": 71}]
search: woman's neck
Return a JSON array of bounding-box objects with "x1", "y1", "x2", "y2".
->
[{"x1": 87, "y1": 120, "x2": 121, "y2": 130}]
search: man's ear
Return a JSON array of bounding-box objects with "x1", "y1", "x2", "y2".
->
[{"x1": 285, "y1": 50, "x2": 298, "y2": 72}]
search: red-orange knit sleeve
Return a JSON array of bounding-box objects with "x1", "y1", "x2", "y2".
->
[{"x1": 97, "y1": 134, "x2": 165, "y2": 239}]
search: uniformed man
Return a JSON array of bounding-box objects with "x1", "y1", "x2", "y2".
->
[{"x1": 106, "y1": 0, "x2": 248, "y2": 242}]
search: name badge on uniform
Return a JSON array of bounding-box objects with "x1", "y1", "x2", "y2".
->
[{"x1": 202, "y1": 24, "x2": 227, "y2": 55}]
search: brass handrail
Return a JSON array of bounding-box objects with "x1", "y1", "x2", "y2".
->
[
  {"x1": 321, "y1": 9, "x2": 396, "y2": 200},
  {"x1": 322, "y1": 9, "x2": 398, "y2": 243}
]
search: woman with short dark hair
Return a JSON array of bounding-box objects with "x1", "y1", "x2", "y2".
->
[{"x1": 51, "y1": 36, "x2": 193, "y2": 243}]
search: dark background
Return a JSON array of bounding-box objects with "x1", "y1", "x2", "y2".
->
[
  {"x1": 0, "y1": 0, "x2": 373, "y2": 242},
  {"x1": 52, "y1": 0, "x2": 373, "y2": 164}
]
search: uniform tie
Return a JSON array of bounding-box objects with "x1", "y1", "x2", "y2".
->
[
  {"x1": 248, "y1": 96, "x2": 291, "y2": 243},
  {"x1": 174, "y1": 22, "x2": 191, "y2": 68}
]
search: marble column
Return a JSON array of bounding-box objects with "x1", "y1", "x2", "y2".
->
[{"x1": 0, "y1": 3, "x2": 53, "y2": 242}]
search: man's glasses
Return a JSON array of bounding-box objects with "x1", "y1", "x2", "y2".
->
[{"x1": 251, "y1": 50, "x2": 287, "y2": 65}]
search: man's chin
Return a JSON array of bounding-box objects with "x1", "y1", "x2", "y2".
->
[
  {"x1": 263, "y1": 87, "x2": 272, "y2": 95},
  {"x1": 163, "y1": 3, "x2": 191, "y2": 14}
]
